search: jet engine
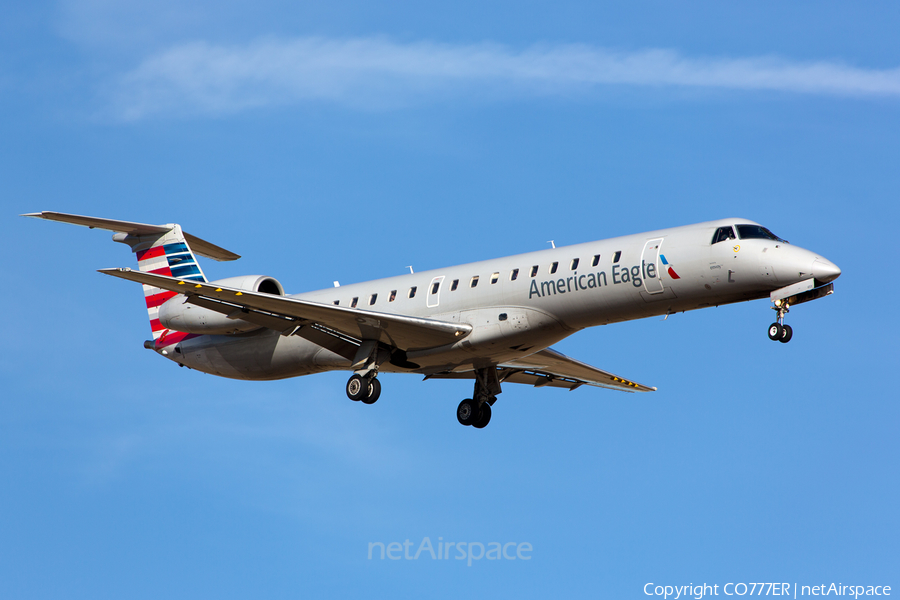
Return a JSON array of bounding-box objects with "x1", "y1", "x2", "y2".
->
[{"x1": 158, "y1": 275, "x2": 285, "y2": 335}]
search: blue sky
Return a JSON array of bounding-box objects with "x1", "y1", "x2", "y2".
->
[{"x1": 2, "y1": 2, "x2": 898, "y2": 598}]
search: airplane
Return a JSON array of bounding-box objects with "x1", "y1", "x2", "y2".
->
[{"x1": 25, "y1": 211, "x2": 840, "y2": 429}]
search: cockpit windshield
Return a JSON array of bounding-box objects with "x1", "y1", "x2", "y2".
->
[
  {"x1": 711, "y1": 226, "x2": 736, "y2": 244},
  {"x1": 736, "y1": 225, "x2": 788, "y2": 243}
]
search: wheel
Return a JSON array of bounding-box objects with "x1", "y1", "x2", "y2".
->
[
  {"x1": 473, "y1": 402, "x2": 492, "y2": 429},
  {"x1": 768, "y1": 323, "x2": 783, "y2": 341},
  {"x1": 779, "y1": 324, "x2": 793, "y2": 343},
  {"x1": 457, "y1": 399, "x2": 479, "y2": 426},
  {"x1": 361, "y1": 377, "x2": 381, "y2": 404},
  {"x1": 346, "y1": 374, "x2": 368, "y2": 401}
]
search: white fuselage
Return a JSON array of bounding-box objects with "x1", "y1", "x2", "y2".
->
[{"x1": 169, "y1": 218, "x2": 838, "y2": 380}]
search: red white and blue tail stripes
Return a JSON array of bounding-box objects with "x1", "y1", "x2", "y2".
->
[{"x1": 133, "y1": 224, "x2": 206, "y2": 347}]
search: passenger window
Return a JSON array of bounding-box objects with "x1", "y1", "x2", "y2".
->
[
  {"x1": 351, "y1": 297, "x2": 358, "y2": 308},
  {"x1": 451, "y1": 279, "x2": 459, "y2": 291},
  {"x1": 389, "y1": 290, "x2": 396, "y2": 302},
  {"x1": 490, "y1": 272, "x2": 499, "y2": 284},
  {"x1": 333, "y1": 300, "x2": 340, "y2": 306},
  {"x1": 510, "y1": 268, "x2": 519, "y2": 281},
  {"x1": 591, "y1": 254, "x2": 600, "y2": 267},
  {"x1": 712, "y1": 226, "x2": 737, "y2": 244},
  {"x1": 369, "y1": 294, "x2": 377, "y2": 305},
  {"x1": 431, "y1": 281, "x2": 440, "y2": 294},
  {"x1": 470, "y1": 276, "x2": 479, "y2": 288},
  {"x1": 408, "y1": 287, "x2": 417, "y2": 299},
  {"x1": 530, "y1": 265, "x2": 538, "y2": 277},
  {"x1": 549, "y1": 262, "x2": 558, "y2": 274},
  {"x1": 613, "y1": 251, "x2": 621, "y2": 264},
  {"x1": 570, "y1": 258, "x2": 579, "y2": 270}
]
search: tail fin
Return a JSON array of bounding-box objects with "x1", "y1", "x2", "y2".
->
[
  {"x1": 24, "y1": 212, "x2": 239, "y2": 342},
  {"x1": 126, "y1": 224, "x2": 209, "y2": 342}
]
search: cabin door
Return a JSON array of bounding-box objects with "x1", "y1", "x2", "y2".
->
[
  {"x1": 641, "y1": 238, "x2": 665, "y2": 294},
  {"x1": 426, "y1": 276, "x2": 445, "y2": 308}
]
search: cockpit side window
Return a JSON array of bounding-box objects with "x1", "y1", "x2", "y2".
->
[
  {"x1": 711, "y1": 226, "x2": 736, "y2": 245},
  {"x1": 736, "y1": 224, "x2": 788, "y2": 243}
]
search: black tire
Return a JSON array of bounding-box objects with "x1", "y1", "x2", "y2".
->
[
  {"x1": 779, "y1": 324, "x2": 793, "y2": 343},
  {"x1": 346, "y1": 374, "x2": 368, "y2": 401},
  {"x1": 768, "y1": 323, "x2": 783, "y2": 341},
  {"x1": 361, "y1": 377, "x2": 381, "y2": 404},
  {"x1": 473, "y1": 403, "x2": 492, "y2": 429},
  {"x1": 457, "y1": 399, "x2": 479, "y2": 426}
]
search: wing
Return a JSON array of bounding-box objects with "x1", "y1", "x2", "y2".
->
[
  {"x1": 426, "y1": 347, "x2": 656, "y2": 393},
  {"x1": 99, "y1": 268, "x2": 471, "y2": 351}
]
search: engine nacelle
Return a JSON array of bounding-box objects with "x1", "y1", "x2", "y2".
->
[{"x1": 158, "y1": 275, "x2": 285, "y2": 335}]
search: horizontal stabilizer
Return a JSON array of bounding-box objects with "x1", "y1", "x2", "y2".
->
[{"x1": 23, "y1": 211, "x2": 240, "y2": 261}]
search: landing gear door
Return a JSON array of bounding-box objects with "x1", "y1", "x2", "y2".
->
[{"x1": 641, "y1": 238, "x2": 665, "y2": 294}]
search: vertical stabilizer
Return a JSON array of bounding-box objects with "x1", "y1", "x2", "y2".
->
[
  {"x1": 23, "y1": 212, "x2": 240, "y2": 344},
  {"x1": 113, "y1": 225, "x2": 207, "y2": 343}
]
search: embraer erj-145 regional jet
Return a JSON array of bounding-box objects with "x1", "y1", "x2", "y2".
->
[{"x1": 27, "y1": 212, "x2": 840, "y2": 429}]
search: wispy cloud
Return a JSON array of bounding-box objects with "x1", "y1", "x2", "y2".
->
[{"x1": 108, "y1": 36, "x2": 900, "y2": 120}]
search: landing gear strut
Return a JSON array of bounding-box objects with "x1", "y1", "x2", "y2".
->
[
  {"x1": 768, "y1": 300, "x2": 793, "y2": 343},
  {"x1": 457, "y1": 367, "x2": 500, "y2": 429}
]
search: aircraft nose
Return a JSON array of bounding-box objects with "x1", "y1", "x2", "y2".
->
[{"x1": 812, "y1": 258, "x2": 841, "y2": 284}]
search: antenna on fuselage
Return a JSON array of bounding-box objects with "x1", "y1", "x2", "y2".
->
[
  {"x1": 407, "y1": 266, "x2": 414, "y2": 274},
  {"x1": 547, "y1": 240, "x2": 556, "y2": 249}
]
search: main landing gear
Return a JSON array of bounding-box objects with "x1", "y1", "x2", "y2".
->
[
  {"x1": 346, "y1": 340, "x2": 385, "y2": 404},
  {"x1": 346, "y1": 373, "x2": 381, "y2": 404},
  {"x1": 457, "y1": 367, "x2": 501, "y2": 429},
  {"x1": 767, "y1": 299, "x2": 793, "y2": 343},
  {"x1": 457, "y1": 398, "x2": 493, "y2": 428}
]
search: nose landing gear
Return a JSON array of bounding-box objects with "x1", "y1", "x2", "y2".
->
[
  {"x1": 766, "y1": 278, "x2": 838, "y2": 345},
  {"x1": 768, "y1": 300, "x2": 793, "y2": 343}
]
